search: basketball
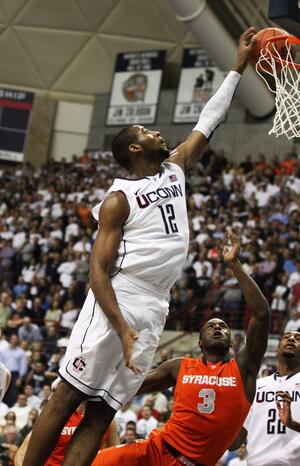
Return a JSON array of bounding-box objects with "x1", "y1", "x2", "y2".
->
[{"x1": 251, "y1": 27, "x2": 296, "y2": 72}]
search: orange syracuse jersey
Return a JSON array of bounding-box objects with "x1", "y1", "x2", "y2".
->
[
  {"x1": 44, "y1": 411, "x2": 83, "y2": 466},
  {"x1": 161, "y1": 357, "x2": 250, "y2": 466}
]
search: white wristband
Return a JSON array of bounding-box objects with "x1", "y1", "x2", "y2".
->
[{"x1": 193, "y1": 70, "x2": 241, "y2": 139}]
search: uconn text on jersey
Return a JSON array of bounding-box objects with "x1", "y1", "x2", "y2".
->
[{"x1": 136, "y1": 183, "x2": 183, "y2": 208}]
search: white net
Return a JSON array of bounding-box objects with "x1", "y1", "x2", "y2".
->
[{"x1": 256, "y1": 36, "x2": 300, "y2": 140}]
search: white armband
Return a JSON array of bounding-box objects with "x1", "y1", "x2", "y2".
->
[{"x1": 193, "y1": 70, "x2": 241, "y2": 139}]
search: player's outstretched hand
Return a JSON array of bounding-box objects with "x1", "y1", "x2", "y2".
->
[
  {"x1": 235, "y1": 27, "x2": 257, "y2": 74},
  {"x1": 276, "y1": 391, "x2": 293, "y2": 428},
  {"x1": 120, "y1": 327, "x2": 141, "y2": 374},
  {"x1": 223, "y1": 227, "x2": 240, "y2": 263}
]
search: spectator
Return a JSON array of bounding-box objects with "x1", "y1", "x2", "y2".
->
[
  {"x1": 0, "y1": 293, "x2": 12, "y2": 328},
  {"x1": 115, "y1": 403, "x2": 137, "y2": 438},
  {"x1": 44, "y1": 299, "x2": 62, "y2": 329},
  {"x1": 11, "y1": 394, "x2": 31, "y2": 430},
  {"x1": 59, "y1": 301, "x2": 78, "y2": 333},
  {"x1": 6, "y1": 299, "x2": 27, "y2": 337},
  {"x1": 37, "y1": 385, "x2": 52, "y2": 401},
  {"x1": 271, "y1": 275, "x2": 290, "y2": 312},
  {"x1": 20, "y1": 408, "x2": 39, "y2": 439},
  {"x1": 42, "y1": 326, "x2": 57, "y2": 359},
  {"x1": 137, "y1": 395, "x2": 160, "y2": 421},
  {"x1": 287, "y1": 261, "x2": 300, "y2": 289},
  {"x1": 136, "y1": 405, "x2": 158, "y2": 438},
  {"x1": 0, "y1": 411, "x2": 17, "y2": 430},
  {"x1": 23, "y1": 385, "x2": 40, "y2": 411},
  {"x1": 57, "y1": 254, "x2": 77, "y2": 288},
  {"x1": 26, "y1": 363, "x2": 47, "y2": 396},
  {"x1": 0, "y1": 239, "x2": 16, "y2": 279},
  {"x1": 18, "y1": 317, "x2": 42, "y2": 343},
  {"x1": 27, "y1": 298, "x2": 45, "y2": 327},
  {"x1": 65, "y1": 217, "x2": 79, "y2": 242},
  {"x1": 193, "y1": 250, "x2": 213, "y2": 278},
  {"x1": 0, "y1": 425, "x2": 22, "y2": 461},
  {"x1": 12, "y1": 277, "x2": 28, "y2": 299},
  {"x1": 0, "y1": 335, "x2": 27, "y2": 407},
  {"x1": 121, "y1": 426, "x2": 137, "y2": 444},
  {"x1": 77, "y1": 199, "x2": 91, "y2": 227},
  {"x1": 284, "y1": 309, "x2": 300, "y2": 333},
  {"x1": 73, "y1": 234, "x2": 91, "y2": 254},
  {"x1": 153, "y1": 391, "x2": 168, "y2": 415}
]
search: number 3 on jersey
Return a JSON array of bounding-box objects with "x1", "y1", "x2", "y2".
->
[
  {"x1": 158, "y1": 204, "x2": 178, "y2": 234},
  {"x1": 198, "y1": 388, "x2": 216, "y2": 414}
]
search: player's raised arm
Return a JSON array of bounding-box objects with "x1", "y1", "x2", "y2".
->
[
  {"x1": 89, "y1": 192, "x2": 140, "y2": 374},
  {"x1": 276, "y1": 391, "x2": 300, "y2": 433},
  {"x1": 168, "y1": 27, "x2": 256, "y2": 171},
  {"x1": 225, "y1": 228, "x2": 270, "y2": 390},
  {"x1": 137, "y1": 357, "x2": 182, "y2": 394}
]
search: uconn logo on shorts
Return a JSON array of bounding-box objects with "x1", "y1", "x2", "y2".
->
[{"x1": 72, "y1": 356, "x2": 86, "y2": 372}]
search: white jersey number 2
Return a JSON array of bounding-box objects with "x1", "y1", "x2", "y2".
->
[{"x1": 198, "y1": 388, "x2": 216, "y2": 414}]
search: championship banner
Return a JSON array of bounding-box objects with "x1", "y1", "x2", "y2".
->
[
  {"x1": 0, "y1": 88, "x2": 34, "y2": 162},
  {"x1": 173, "y1": 48, "x2": 225, "y2": 123},
  {"x1": 106, "y1": 50, "x2": 166, "y2": 126}
]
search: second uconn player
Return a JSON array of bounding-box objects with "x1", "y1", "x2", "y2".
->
[{"x1": 23, "y1": 27, "x2": 257, "y2": 466}]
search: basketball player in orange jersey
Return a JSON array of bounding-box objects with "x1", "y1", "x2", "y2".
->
[
  {"x1": 23, "y1": 28, "x2": 257, "y2": 466},
  {"x1": 92, "y1": 228, "x2": 270, "y2": 466},
  {"x1": 14, "y1": 403, "x2": 119, "y2": 466}
]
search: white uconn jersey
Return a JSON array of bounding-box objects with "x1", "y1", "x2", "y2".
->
[
  {"x1": 93, "y1": 161, "x2": 189, "y2": 292},
  {"x1": 244, "y1": 372, "x2": 300, "y2": 466}
]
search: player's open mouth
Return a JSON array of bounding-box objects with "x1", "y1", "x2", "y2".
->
[{"x1": 285, "y1": 343, "x2": 296, "y2": 349}]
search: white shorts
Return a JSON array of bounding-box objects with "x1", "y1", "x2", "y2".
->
[
  {"x1": 0, "y1": 362, "x2": 8, "y2": 402},
  {"x1": 57, "y1": 273, "x2": 169, "y2": 410}
]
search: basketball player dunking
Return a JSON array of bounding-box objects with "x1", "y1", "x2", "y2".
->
[
  {"x1": 92, "y1": 228, "x2": 270, "y2": 466},
  {"x1": 23, "y1": 28, "x2": 257, "y2": 466}
]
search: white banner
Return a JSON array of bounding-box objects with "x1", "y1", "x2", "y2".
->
[
  {"x1": 174, "y1": 48, "x2": 225, "y2": 123},
  {"x1": 0, "y1": 150, "x2": 24, "y2": 162},
  {"x1": 107, "y1": 51, "x2": 165, "y2": 126}
]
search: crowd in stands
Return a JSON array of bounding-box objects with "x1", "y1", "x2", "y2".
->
[{"x1": 0, "y1": 144, "x2": 300, "y2": 464}]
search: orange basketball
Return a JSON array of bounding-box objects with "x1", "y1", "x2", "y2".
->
[{"x1": 251, "y1": 27, "x2": 296, "y2": 73}]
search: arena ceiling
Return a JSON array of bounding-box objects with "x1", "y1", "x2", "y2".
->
[{"x1": 0, "y1": 0, "x2": 273, "y2": 101}]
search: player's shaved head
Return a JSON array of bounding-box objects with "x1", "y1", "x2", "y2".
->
[
  {"x1": 199, "y1": 318, "x2": 229, "y2": 339},
  {"x1": 199, "y1": 318, "x2": 231, "y2": 357},
  {"x1": 111, "y1": 125, "x2": 140, "y2": 170}
]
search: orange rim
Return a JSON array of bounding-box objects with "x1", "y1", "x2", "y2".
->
[{"x1": 261, "y1": 34, "x2": 300, "y2": 69}]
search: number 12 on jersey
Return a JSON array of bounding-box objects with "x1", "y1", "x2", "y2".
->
[{"x1": 158, "y1": 204, "x2": 178, "y2": 234}]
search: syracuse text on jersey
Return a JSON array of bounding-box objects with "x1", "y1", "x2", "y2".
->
[{"x1": 182, "y1": 374, "x2": 237, "y2": 387}]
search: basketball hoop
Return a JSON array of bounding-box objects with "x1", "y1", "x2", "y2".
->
[{"x1": 256, "y1": 34, "x2": 300, "y2": 140}]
